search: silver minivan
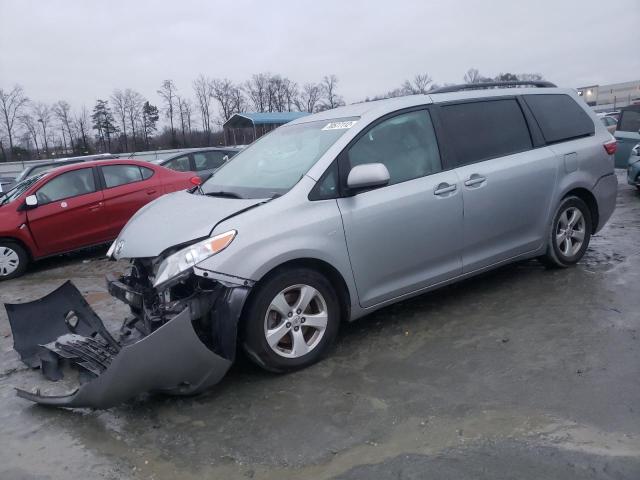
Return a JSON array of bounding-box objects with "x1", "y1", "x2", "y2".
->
[{"x1": 9, "y1": 82, "x2": 618, "y2": 408}]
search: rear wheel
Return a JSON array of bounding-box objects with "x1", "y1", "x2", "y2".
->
[
  {"x1": 242, "y1": 268, "x2": 340, "y2": 373},
  {"x1": 0, "y1": 241, "x2": 29, "y2": 281},
  {"x1": 539, "y1": 196, "x2": 592, "y2": 268}
]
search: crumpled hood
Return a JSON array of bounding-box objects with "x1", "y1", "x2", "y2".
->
[{"x1": 113, "y1": 191, "x2": 264, "y2": 259}]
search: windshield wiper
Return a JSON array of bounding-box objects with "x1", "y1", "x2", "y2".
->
[{"x1": 205, "y1": 191, "x2": 243, "y2": 199}]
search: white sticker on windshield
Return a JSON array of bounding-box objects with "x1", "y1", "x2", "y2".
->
[{"x1": 322, "y1": 120, "x2": 358, "y2": 130}]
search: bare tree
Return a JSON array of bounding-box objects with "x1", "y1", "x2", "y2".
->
[
  {"x1": 320, "y1": 75, "x2": 345, "y2": 111},
  {"x1": 176, "y1": 95, "x2": 193, "y2": 146},
  {"x1": 296, "y1": 83, "x2": 322, "y2": 112},
  {"x1": 0, "y1": 85, "x2": 29, "y2": 160},
  {"x1": 193, "y1": 75, "x2": 215, "y2": 144},
  {"x1": 74, "y1": 106, "x2": 90, "y2": 153},
  {"x1": 53, "y1": 100, "x2": 76, "y2": 154},
  {"x1": 110, "y1": 89, "x2": 129, "y2": 151},
  {"x1": 124, "y1": 89, "x2": 144, "y2": 150},
  {"x1": 212, "y1": 78, "x2": 241, "y2": 123},
  {"x1": 244, "y1": 73, "x2": 270, "y2": 112},
  {"x1": 33, "y1": 102, "x2": 52, "y2": 156},
  {"x1": 463, "y1": 68, "x2": 492, "y2": 84},
  {"x1": 230, "y1": 85, "x2": 246, "y2": 116},
  {"x1": 20, "y1": 113, "x2": 40, "y2": 158},
  {"x1": 401, "y1": 73, "x2": 433, "y2": 95},
  {"x1": 157, "y1": 80, "x2": 178, "y2": 146}
]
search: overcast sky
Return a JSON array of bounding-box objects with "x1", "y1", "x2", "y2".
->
[{"x1": 1, "y1": 0, "x2": 639, "y2": 113}]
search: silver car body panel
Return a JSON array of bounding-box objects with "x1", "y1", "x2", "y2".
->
[{"x1": 114, "y1": 191, "x2": 265, "y2": 258}]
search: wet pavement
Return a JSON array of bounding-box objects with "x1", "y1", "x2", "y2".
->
[{"x1": 1, "y1": 173, "x2": 639, "y2": 479}]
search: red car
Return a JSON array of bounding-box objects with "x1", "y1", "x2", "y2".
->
[{"x1": 0, "y1": 159, "x2": 199, "y2": 280}]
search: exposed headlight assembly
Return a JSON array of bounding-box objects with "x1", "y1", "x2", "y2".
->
[{"x1": 154, "y1": 230, "x2": 237, "y2": 288}]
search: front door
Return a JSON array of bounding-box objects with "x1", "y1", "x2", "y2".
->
[
  {"x1": 27, "y1": 167, "x2": 107, "y2": 256},
  {"x1": 337, "y1": 109, "x2": 464, "y2": 308}
]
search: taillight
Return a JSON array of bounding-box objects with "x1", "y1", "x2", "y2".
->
[
  {"x1": 603, "y1": 140, "x2": 617, "y2": 155},
  {"x1": 190, "y1": 176, "x2": 202, "y2": 186}
]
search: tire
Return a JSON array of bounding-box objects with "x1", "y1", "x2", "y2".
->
[
  {"x1": 0, "y1": 241, "x2": 29, "y2": 281},
  {"x1": 539, "y1": 196, "x2": 592, "y2": 268},
  {"x1": 242, "y1": 267, "x2": 341, "y2": 373}
]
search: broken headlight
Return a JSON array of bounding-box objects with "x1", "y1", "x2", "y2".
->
[{"x1": 154, "y1": 230, "x2": 236, "y2": 288}]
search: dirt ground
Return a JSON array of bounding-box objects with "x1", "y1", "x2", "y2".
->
[{"x1": 1, "y1": 172, "x2": 639, "y2": 480}]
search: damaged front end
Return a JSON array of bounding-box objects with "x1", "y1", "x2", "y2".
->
[{"x1": 5, "y1": 260, "x2": 251, "y2": 409}]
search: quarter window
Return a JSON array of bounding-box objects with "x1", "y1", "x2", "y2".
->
[
  {"x1": 36, "y1": 168, "x2": 96, "y2": 204},
  {"x1": 440, "y1": 99, "x2": 532, "y2": 166},
  {"x1": 140, "y1": 166, "x2": 154, "y2": 180},
  {"x1": 348, "y1": 110, "x2": 442, "y2": 186},
  {"x1": 102, "y1": 165, "x2": 144, "y2": 188},
  {"x1": 524, "y1": 94, "x2": 594, "y2": 143}
]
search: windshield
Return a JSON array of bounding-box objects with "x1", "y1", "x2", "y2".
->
[
  {"x1": 201, "y1": 118, "x2": 358, "y2": 199},
  {"x1": 0, "y1": 173, "x2": 46, "y2": 206}
]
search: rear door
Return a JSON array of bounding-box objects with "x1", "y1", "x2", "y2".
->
[
  {"x1": 27, "y1": 167, "x2": 107, "y2": 255},
  {"x1": 337, "y1": 108, "x2": 463, "y2": 308},
  {"x1": 614, "y1": 108, "x2": 640, "y2": 168},
  {"x1": 99, "y1": 164, "x2": 161, "y2": 238},
  {"x1": 438, "y1": 98, "x2": 557, "y2": 273}
]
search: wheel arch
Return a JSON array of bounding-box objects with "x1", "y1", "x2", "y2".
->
[
  {"x1": 0, "y1": 236, "x2": 33, "y2": 260},
  {"x1": 562, "y1": 187, "x2": 599, "y2": 230},
  {"x1": 246, "y1": 257, "x2": 352, "y2": 324}
]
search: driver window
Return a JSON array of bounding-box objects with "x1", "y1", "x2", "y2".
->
[
  {"x1": 36, "y1": 168, "x2": 96, "y2": 204},
  {"x1": 163, "y1": 155, "x2": 191, "y2": 172},
  {"x1": 348, "y1": 110, "x2": 442, "y2": 186}
]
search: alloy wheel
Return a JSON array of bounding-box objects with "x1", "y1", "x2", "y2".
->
[
  {"x1": 264, "y1": 284, "x2": 329, "y2": 358},
  {"x1": 555, "y1": 206, "x2": 586, "y2": 257}
]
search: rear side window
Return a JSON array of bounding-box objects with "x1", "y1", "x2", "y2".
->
[
  {"x1": 524, "y1": 94, "x2": 594, "y2": 143},
  {"x1": 440, "y1": 99, "x2": 532, "y2": 166},
  {"x1": 102, "y1": 164, "x2": 143, "y2": 188},
  {"x1": 617, "y1": 110, "x2": 640, "y2": 133}
]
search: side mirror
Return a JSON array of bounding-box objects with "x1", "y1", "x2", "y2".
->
[
  {"x1": 347, "y1": 163, "x2": 390, "y2": 192},
  {"x1": 25, "y1": 195, "x2": 38, "y2": 208}
]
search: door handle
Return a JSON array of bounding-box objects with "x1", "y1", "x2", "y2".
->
[
  {"x1": 434, "y1": 183, "x2": 457, "y2": 196},
  {"x1": 464, "y1": 175, "x2": 486, "y2": 187},
  {"x1": 146, "y1": 189, "x2": 157, "y2": 195},
  {"x1": 88, "y1": 202, "x2": 103, "y2": 212}
]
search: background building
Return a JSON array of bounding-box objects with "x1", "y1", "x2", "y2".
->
[
  {"x1": 223, "y1": 112, "x2": 310, "y2": 146},
  {"x1": 577, "y1": 80, "x2": 640, "y2": 112}
]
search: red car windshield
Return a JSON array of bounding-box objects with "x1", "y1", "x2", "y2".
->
[{"x1": 0, "y1": 173, "x2": 46, "y2": 206}]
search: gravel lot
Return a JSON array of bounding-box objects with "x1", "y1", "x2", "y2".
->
[{"x1": 1, "y1": 172, "x2": 639, "y2": 480}]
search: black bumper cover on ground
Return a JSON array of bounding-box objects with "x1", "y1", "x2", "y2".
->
[{"x1": 5, "y1": 280, "x2": 249, "y2": 409}]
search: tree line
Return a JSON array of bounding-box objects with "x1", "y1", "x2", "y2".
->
[{"x1": 0, "y1": 68, "x2": 543, "y2": 162}]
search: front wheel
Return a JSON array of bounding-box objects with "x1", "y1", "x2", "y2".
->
[
  {"x1": 242, "y1": 268, "x2": 340, "y2": 373},
  {"x1": 0, "y1": 241, "x2": 29, "y2": 281},
  {"x1": 539, "y1": 196, "x2": 592, "y2": 268}
]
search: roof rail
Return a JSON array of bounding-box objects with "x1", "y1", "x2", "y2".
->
[{"x1": 429, "y1": 80, "x2": 557, "y2": 94}]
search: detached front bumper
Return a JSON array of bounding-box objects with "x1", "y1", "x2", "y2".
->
[{"x1": 5, "y1": 275, "x2": 250, "y2": 409}]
